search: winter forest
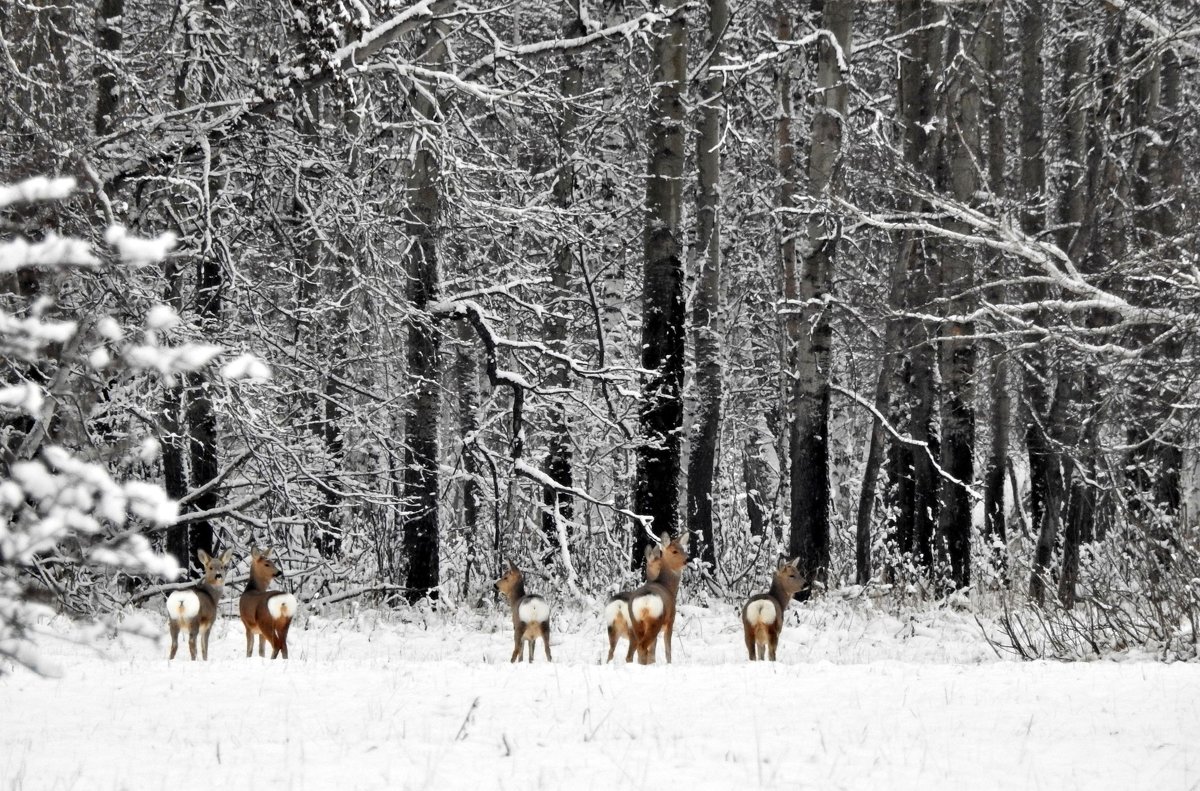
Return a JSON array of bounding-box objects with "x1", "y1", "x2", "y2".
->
[
  {"x1": 6, "y1": 0, "x2": 1200, "y2": 650},
  {"x1": 3, "y1": 0, "x2": 1200, "y2": 784}
]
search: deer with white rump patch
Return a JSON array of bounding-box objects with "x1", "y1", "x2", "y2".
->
[
  {"x1": 165, "y1": 548, "x2": 233, "y2": 660},
  {"x1": 238, "y1": 547, "x2": 298, "y2": 659},
  {"x1": 495, "y1": 561, "x2": 552, "y2": 662},
  {"x1": 604, "y1": 544, "x2": 663, "y2": 662},
  {"x1": 628, "y1": 531, "x2": 689, "y2": 664},
  {"x1": 741, "y1": 558, "x2": 806, "y2": 661}
]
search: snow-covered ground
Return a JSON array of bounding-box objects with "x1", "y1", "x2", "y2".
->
[{"x1": 2, "y1": 597, "x2": 1198, "y2": 790}]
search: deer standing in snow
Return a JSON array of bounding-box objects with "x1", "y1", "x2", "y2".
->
[
  {"x1": 628, "y1": 531, "x2": 689, "y2": 664},
  {"x1": 495, "y1": 562, "x2": 552, "y2": 662},
  {"x1": 741, "y1": 558, "x2": 806, "y2": 661},
  {"x1": 165, "y1": 548, "x2": 233, "y2": 660},
  {"x1": 238, "y1": 548, "x2": 298, "y2": 659},
  {"x1": 604, "y1": 544, "x2": 663, "y2": 662}
]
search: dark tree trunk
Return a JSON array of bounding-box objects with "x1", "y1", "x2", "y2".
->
[
  {"x1": 401, "y1": 23, "x2": 449, "y2": 603},
  {"x1": 981, "y1": 1, "x2": 1008, "y2": 581},
  {"x1": 455, "y1": 321, "x2": 482, "y2": 593},
  {"x1": 686, "y1": 0, "x2": 728, "y2": 574},
  {"x1": 94, "y1": 0, "x2": 122, "y2": 137},
  {"x1": 632, "y1": 0, "x2": 687, "y2": 567},
  {"x1": 542, "y1": 0, "x2": 584, "y2": 555},
  {"x1": 936, "y1": 7, "x2": 982, "y2": 590},
  {"x1": 892, "y1": 0, "x2": 943, "y2": 575},
  {"x1": 1018, "y1": 0, "x2": 1051, "y2": 543},
  {"x1": 787, "y1": 0, "x2": 853, "y2": 588}
]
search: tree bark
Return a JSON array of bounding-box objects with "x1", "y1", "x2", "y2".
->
[
  {"x1": 632, "y1": 0, "x2": 687, "y2": 566},
  {"x1": 788, "y1": 0, "x2": 854, "y2": 587},
  {"x1": 936, "y1": 6, "x2": 982, "y2": 590},
  {"x1": 686, "y1": 0, "x2": 728, "y2": 574},
  {"x1": 891, "y1": 0, "x2": 943, "y2": 573},
  {"x1": 94, "y1": 0, "x2": 123, "y2": 137},
  {"x1": 542, "y1": 0, "x2": 584, "y2": 556},
  {"x1": 401, "y1": 21, "x2": 450, "y2": 603},
  {"x1": 981, "y1": 1, "x2": 1008, "y2": 581},
  {"x1": 1031, "y1": 3, "x2": 1090, "y2": 605}
]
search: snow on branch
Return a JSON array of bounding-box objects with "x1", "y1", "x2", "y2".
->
[
  {"x1": 1103, "y1": 0, "x2": 1200, "y2": 59},
  {"x1": 830, "y1": 383, "x2": 981, "y2": 500},
  {"x1": 834, "y1": 195, "x2": 1187, "y2": 328}
]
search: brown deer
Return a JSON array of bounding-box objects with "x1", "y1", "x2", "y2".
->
[
  {"x1": 741, "y1": 558, "x2": 807, "y2": 661},
  {"x1": 238, "y1": 547, "x2": 298, "y2": 659},
  {"x1": 165, "y1": 548, "x2": 233, "y2": 660},
  {"x1": 629, "y1": 531, "x2": 689, "y2": 664},
  {"x1": 494, "y1": 562, "x2": 552, "y2": 663},
  {"x1": 604, "y1": 544, "x2": 663, "y2": 663}
]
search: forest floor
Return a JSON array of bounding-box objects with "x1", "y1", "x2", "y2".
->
[{"x1": 2, "y1": 595, "x2": 1198, "y2": 790}]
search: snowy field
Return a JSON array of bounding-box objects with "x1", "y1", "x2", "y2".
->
[{"x1": 2, "y1": 598, "x2": 1198, "y2": 791}]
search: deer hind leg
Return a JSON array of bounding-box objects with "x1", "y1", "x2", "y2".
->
[
  {"x1": 200, "y1": 622, "x2": 213, "y2": 661},
  {"x1": 511, "y1": 628, "x2": 523, "y2": 663},
  {"x1": 542, "y1": 622, "x2": 552, "y2": 663},
  {"x1": 767, "y1": 627, "x2": 779, "y2": 662},
  {"x1": 168, "y1": 620, "x2": 181, "y2": 660},
  {"x1": 276, "y1": 619, "x2": 291, "y2": 659},
  {"x1": 244, "y1": 625, "x2": 254, "y2": 658},
  {"x1": 258, "y1": 634, "x2": 266, "y2": 657},
  {"x1": 663, "y1": 618, "x2": 674, "y2": 664},
  {"x1": 606, "y1": 625, "x2": 619, "y2": 663},
  {"x1": 187, "y1": 621, "x2": 200, "y2": 661}
]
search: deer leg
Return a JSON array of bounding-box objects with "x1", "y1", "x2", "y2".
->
[
  {"x1": 277, "y1": 620, "x2": 291, "y2": 660},
  {"x1": 244, "y1": 625, "x2": 254, "y2": 658},
  {"x1": 258, "y1": 634, "x2": 266, "y2": 657},
  {"x1": 187, "y1": 622, "x2": 199, "y2": 661},
  {"x1": 542, "y1": 622, "x2": 552, "y2": 663},
  {"x1": 200, "y1": 623, "x2": 212, "y2": 661},
  {"x1": 768, "y1": 628, "x2": 779, "y2": 662},
  {"x1": 168, "y1": 621, "x2": 181, "y2": 660},
  {"x1": 511, "y1": 628, "x2": 522, "y2": 663},
  {"x1": 743, "y1": 623, "x2": 756, "y2": 661},
  {"x1": 625, "y1": 633, "x2": 637, "y2": 664},
  {"x1": 663, "y1": 619, "x2": 674, "y2": 664},
  {"x1": 606, "y1": 625, "x2": 618, "y2": 663}
]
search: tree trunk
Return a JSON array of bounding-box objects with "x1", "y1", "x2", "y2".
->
[
  {"x1": 892, "y1": 0, "x2": 943, "y2": 574},
  {"x1": 94, "y1": 0, "x2": 122, "y2": 137},
  {"x1": 936, "y1": 6, "x2": 982, "y2": 590},
  {"x1": 686, "y1": 0, "x2": 728, "y2": 574},
  {"x1": 981, "y1": 2, "x2": 1008, "y2": 581},
  {"x1": 632, "y1": 0, "x2": 687, "y2": 566},
  {"x1": 401, "y1": 22, "x2": 450, "y2": 603},
  {"x1": 542, "y1": 0, "x2": 584, "y2": 556},
  {"x1": 786, "y1": 0, "x2": 853, "y2": 588},
  {"x1": 455, "y1": 320, "x2": 482, "y2": 595},
  {"x1": 1018, "y1": 0, "x2": 1051, "y2": 545},
  {"x1": 1031, "y1": 5, "x2": 1090, "y2": 604}
]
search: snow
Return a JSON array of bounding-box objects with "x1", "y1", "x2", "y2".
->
[{"x1": 4, "y1": 598, "x2": 1195, "y2": 790}]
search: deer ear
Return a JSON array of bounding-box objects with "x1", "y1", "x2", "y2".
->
[
  {"x1": 220, "y1": 549, "x2": 235, "y2": 565},
  {"x1": 507, "y1": 557, "x2": 518, "y2": 571},
  {"x1": 677, "y1": 531, "x2": 690, "y2": 549},
  {"x1": 657, "y1": 531, "x2": 670, "y2": 547},
  {"x1": 251, "y1": 547, "x2": 261, "y2": 559},
  {"x1": 262, "y1": 547, "x2": 273, "y2": 559},
  {"x1": 196, "y1": 549, "x2": 211, "y2": 564}
]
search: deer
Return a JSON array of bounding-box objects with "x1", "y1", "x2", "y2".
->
[
  {"x1": 604, "y1": 544, "x2": 663, "y2": 663},
  {"x1": 238, "y1": 547, "x2": 298, "y2": 659},
  {"x1": 165, "y1": 548, "x2": 234, "y2": 661},
  {"x1": 494, "y1": 561, "x2": 552, "y2": 663},
  {"x1": 628, "y1": 531, "x2": 689, "y2": 664},
  {"x1": 741, "y1": 558, "x2": 807, "y2": 661}
]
